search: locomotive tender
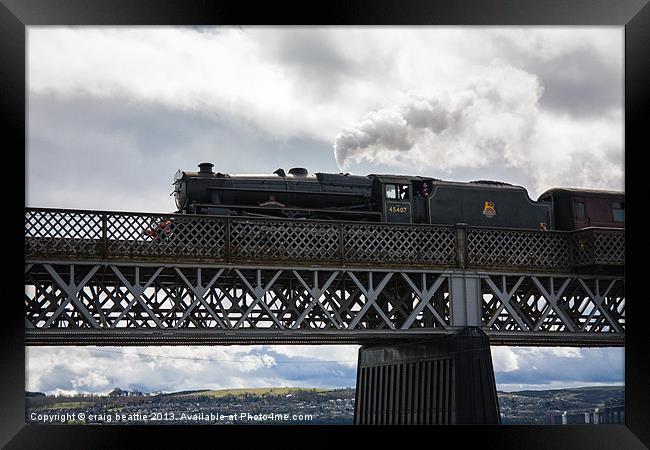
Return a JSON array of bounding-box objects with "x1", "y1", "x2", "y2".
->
[{"x1": 172, "y1": 163, "x2": 625, "y2": 231}]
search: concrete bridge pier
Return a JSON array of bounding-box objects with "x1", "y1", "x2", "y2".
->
[{"x1": 353, "y1": 327, "x2": 500, "y2": 425}]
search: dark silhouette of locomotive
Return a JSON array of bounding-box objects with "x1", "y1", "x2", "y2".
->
[{"x1": 172, "y1": 163, "x2": 624, "y2": 231}]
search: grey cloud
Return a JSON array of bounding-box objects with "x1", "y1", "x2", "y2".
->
[
  {"x1": 190, "y1": 25, "x2": 238, "y2": 34},
  {"x1": 257, "y1": 29, "x2": 374, "y2": 100},
  {"x1": 266, "y1": 26, "x2": 622, "y2": 123},
  {"x1": 532, "y1": 47, "x2": 623, "y2": 117},
  {"x1": 544, "y1": 147, "x2": 624, "y2": 192},
  {"x1": 491, "y1": 33, "x2": 622, "y2": 117},
  {"x1": 493, "y1": 348, "x2": 624, "y2": 387},
  {"x1": 27, "y1": 93, "x2": 338, "y2": 212},
  {"x1": 27, "y1": 347, "x2": 357, "y2": 394},
  {"x1": 27, "y1": 345, "x2": 623, "y2": 395},
  {"x1": 271, "y1": 31, "x2": 352, "y2": 74}
]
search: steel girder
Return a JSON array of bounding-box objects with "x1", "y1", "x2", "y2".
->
[{"x1": 24, "y1": 261, "x2": 624, "y2": 346}]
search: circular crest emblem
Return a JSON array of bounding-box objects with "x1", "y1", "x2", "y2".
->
[{"x1": 483, "y1": 201, "x2": 496, "y2": 218}]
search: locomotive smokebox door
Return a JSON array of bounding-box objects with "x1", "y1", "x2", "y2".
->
[{"x1": 383, "y1": 181, "x2": 413, "y2": 224}]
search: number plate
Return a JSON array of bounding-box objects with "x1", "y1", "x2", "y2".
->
[{"x1": 385, "y1": 201, "x2": 411, "y2": 223}]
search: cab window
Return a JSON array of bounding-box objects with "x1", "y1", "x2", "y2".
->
[
  {"x1": 612, "y1": 201, "x2": 625, "y2": 222},
  {"x1": 385, "y1": 184, "x2": 397, "y2": 199},
  {"x1": 385, "y1": 183, "x2": 410, "y2": 200},
  {"x1": 574, "y1": 201, "x2": 586, "y2": 218},
  {"x1": 397, "y1": 185, "x2": 409, "y2": 200}
]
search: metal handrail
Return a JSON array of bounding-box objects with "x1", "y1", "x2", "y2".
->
[{"x1": 24, "y1": 207, "x2": 625, "y2": 270}]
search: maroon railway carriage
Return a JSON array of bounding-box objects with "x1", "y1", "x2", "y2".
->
[{"x1": 537, "y1": 188, "x2": 625, "y2": 231}]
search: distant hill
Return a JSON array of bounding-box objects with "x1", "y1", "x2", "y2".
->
[
  {"x1": 499, "y1": 385, "x2": 624, "y2": 404},
  {"x1": 173, "y1": 387, "x2": 330, "y2": 398},
  {"x1": 501, "y1": 385, "x2": 623, "y2": 396}
]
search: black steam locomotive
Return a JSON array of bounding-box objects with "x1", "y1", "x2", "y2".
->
[{"x1": 172, "y1": 163, "x2": 625, "y2": 231}]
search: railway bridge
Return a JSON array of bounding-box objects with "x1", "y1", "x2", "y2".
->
[{"x1": 24, "y1": 207, "x2": 625, "y2": 424}]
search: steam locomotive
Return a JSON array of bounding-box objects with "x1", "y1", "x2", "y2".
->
[{"x1": 171, "y1": 163, "x2": 625, "y2": 231}]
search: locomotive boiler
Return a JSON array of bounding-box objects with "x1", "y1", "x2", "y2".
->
[{"x1": 172, "y1": 163, "x2": 625, "y2": 231}]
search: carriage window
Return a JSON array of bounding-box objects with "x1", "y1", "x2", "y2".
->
[
  {"x1": 574, "y1": 201, "x2": 586, "y2": 218},
  {"x1": 385, "y1": 184, "x2": 397, "y2": 199},
  {"x1": 612, "y1": 202, "x2": 625, "y2": 222}
]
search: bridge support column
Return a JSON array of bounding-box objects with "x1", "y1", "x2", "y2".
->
[{"x1": 353, "y1": 327, "x2": 500, "y2": 424}]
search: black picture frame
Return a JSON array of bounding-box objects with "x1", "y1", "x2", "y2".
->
[{"x1": 3, "y1": 0, "x2": 648, "y2": 447}]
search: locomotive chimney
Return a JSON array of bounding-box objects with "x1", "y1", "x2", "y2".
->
[{"x1": 198, "y1": 162, "x2": 214, "y2": 175}]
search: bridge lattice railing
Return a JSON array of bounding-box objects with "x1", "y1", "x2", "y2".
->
[{"x1": 24, "y1": 208, "x2": 624, "y2": 271}]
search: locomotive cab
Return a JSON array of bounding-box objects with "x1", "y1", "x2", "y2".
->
[{"x1": 376, "y1": 177, "x2": 414, "y2": 224}]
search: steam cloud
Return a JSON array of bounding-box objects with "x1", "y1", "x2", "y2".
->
[
  {"x1": 334, "y1": 65, "x2": 541, "y2": 172},
  {"x1": 333, "y1": 65, "x2": 623, "y2": 195}
]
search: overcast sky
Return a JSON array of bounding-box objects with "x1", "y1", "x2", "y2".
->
[{"x1": 26, "y1": 26, "x2": 624, "y2": 395}]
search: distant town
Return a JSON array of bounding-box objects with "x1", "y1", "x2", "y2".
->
[{"x1": 26, "y1": 385, "x2": 623, "y2": 425}]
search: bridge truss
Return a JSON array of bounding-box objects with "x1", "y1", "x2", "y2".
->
[{"x1": 24, "y1": 208, "x2": 625, "y2": 346}]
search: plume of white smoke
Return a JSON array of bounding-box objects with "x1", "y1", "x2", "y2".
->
[
  {"x1": 333, "y1": 64, "x2": 542, "y2": 174},
  {"x1": 333, "y1": 64, "x2": 623, "y2": 196}
]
